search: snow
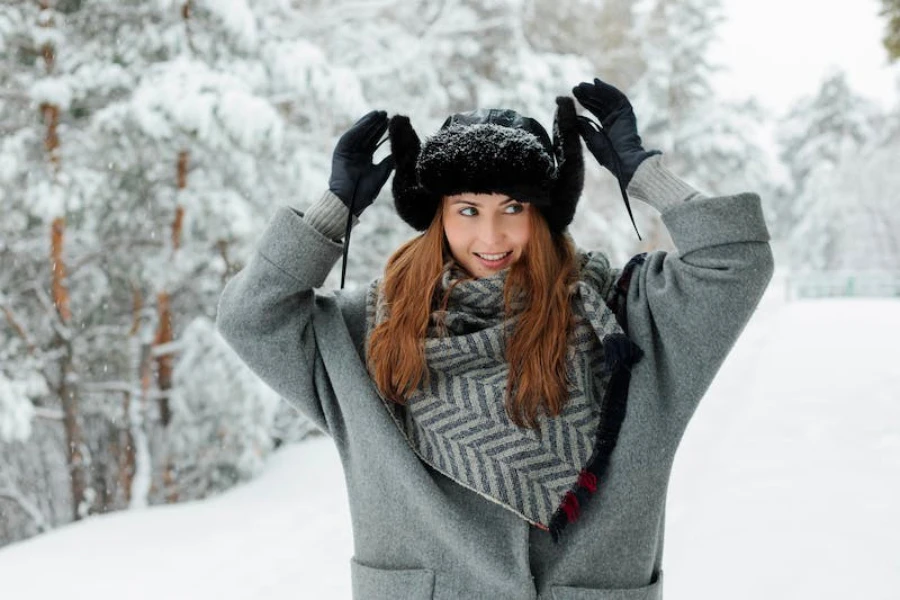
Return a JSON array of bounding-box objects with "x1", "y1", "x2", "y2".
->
[
  {"x1": 217, "y1": 89, "x2": 283, "y2": 150},
  {"x1": 0, "y1": 374, "x2": 40, "y2": 443},
  {"x1": 129, "y1": 57, "x2": 282, "y2": 152},
  {"x1": 1, "y1": 272, "x2": 898, "y2": 598},
  {"x1": 666, "y1": 274, "x2": 900, "y2": 599},
  {"x1": 25, "y1": 180, "x2": 68, "y2": 223},
  {"x1": 200, "y1": 0, "x2": 259, "y2": 49},
  {"x1": 28, "y1": 78, "x2": 73, "y2": 110},
  {"x1": 0, "y1": 438, "x2": 353, "y2": 600}
]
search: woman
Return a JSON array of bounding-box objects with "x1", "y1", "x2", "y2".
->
[{"x1": 216, "y1": 78, "x2": 773, "y2": 599}]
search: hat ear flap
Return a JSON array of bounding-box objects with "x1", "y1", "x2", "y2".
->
[
  {"x1": 548, "y1": 96, "x2": 584, "y2": 232},
  {"x1": 389, "y1": 115, "x2": 439, "y2": 231}
]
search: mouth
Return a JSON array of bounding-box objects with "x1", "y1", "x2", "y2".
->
[{"x1": 473, "y1": 251, "x2": 513, "y2": 269}]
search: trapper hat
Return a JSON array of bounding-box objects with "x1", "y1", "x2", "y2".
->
[{"x1": 388, "y1": 97, "x2": 584, "y2": 233}]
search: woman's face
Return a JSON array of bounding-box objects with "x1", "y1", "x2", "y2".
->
[{"x1": 441, "y1": 193, "x2": 532, "y2": 278}]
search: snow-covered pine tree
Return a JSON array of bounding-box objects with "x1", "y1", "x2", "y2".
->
[
  {"x1": 882, "y1": 0, "x2": 900, "y2": 61},
  {"x1": 779, "y1": 71, "x2": 892, "y2": 272},
  {"x1": 788, "y1": 135, "x2": 900, "y2": 273},
  {"x1": 0, "y1": 0, "x2": 364, "y2": 546},
  {"x1": 779, "y1": 71, "x2": 880, "y2": 203},
  {"x1": 623, "y1": 0, "x2": 776, "y2": 253},
  {"x1": 0, "y1": 0, "x2": 96, "y2": 527},
  {"x1": 525, "y1": 0, "x2": 646, "y2": 91},
  {"x1": 67, "y1": 0, "x2": 366, "y2": 507},
  {"x1": 522, "y1": 0, "x2": 650, "y2": 258}
]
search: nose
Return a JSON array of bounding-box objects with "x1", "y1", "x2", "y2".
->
[{"x1": 477, "y1": 213, "x2": 506, "y2": 246}]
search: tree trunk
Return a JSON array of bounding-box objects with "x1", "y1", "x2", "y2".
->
[
  {"x1": 119, "y1": 286, "x2": 143, "y2": 503},
  {"x1": 155, "y1": 149, "x2": 189, "y2": 501},
  {"x1": 127, "y1": 331, "x2": 154, "y2": 509},
  {"x1": 50, "y1": 217, "x2": 89, "y2": 520},
  {"x1": 56, "y1": 332, "x2": 88, "y2": 520},
  {"x1": 154, "y1": 291, "x2": 174, "y2": 427}
]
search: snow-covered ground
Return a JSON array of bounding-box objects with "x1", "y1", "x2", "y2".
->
[{"x1": 1, "y1": 271, "x2": 898, "y2": 600}]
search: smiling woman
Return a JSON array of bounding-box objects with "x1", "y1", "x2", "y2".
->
[
  {"x1": 216, "y1": 77, "x2": 774, "y2": 599},
  {"x1": 442, "y1": 193, "x2": 532, "y2": 277}
]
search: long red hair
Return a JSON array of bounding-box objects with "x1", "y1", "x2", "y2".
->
[{"x1": 366, "y1": 205, "x2": 579, "y2": 429}]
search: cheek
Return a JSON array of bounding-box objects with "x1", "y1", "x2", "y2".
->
[
  {"x1": 441, "y1": 217, "x2": 467, "y2": 255},
  {"x1": 513, "y1": 218, "x2": 532, "y2": 251}
]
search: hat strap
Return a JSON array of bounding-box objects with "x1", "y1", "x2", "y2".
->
[{"x1": 340, "y1": 180, "x2": 359, "y2": 289}]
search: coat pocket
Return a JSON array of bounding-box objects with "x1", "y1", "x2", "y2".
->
[
  {"x1": 550, "y1": 570, "x2": 662, "y2": 600},
  {"x1": 350, "y1": 557, "x2": 435, "y2": 600}
]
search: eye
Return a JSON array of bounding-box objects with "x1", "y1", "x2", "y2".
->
[
  {"x1": 505, "y1": 203, "x2": 525, "y2": 214},
  {"x1": 459, "y1": 206, "x2": 478, "y2": 217}
]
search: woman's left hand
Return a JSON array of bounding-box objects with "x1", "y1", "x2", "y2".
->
[{"x1": 572, "y1": 78, "x2": 660, "y2": 188}]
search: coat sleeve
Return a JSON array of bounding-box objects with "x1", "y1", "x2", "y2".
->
[
  {"x1": 215, "y1": 206, "x2": 346, "y2": 436},
  {"x1": 622, "y1": 192, "x2": 774, "y2": 437}
]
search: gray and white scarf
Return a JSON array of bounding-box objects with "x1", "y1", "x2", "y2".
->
[{"x1": 365, "y1": 250, "x2": 644, "y2": 542}]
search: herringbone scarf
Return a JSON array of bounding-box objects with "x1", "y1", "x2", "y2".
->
[{"x1": 365, "y1": 250, "x2": 644, "y2": 541}]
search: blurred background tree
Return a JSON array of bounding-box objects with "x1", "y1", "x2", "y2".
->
[{"x1": 882, "y1": 0, "x2": 900, "y2": 60}]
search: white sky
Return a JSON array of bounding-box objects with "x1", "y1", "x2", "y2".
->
[{"x1": 714, "y1": 0, "x2": 899, "y2": 114}]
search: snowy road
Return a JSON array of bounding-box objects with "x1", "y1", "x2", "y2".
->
[{"x1": 666, "y1": 278, "x2": 900, "y2": 599}]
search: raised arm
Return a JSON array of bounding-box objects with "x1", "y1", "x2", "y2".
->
[
  {"x1": 216, "y1": 110, "x2": 394, "y2": 435},
  {"x1": 574, "y1": 78, "x2": 774, "y2": 437},
  {"x1": 625, "y1": 158, "x2": 773, "y2": 433},
  {"x1": 216, "y1": 198, "x2": 346, "y2": 434}
]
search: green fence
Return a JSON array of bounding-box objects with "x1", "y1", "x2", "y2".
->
[{"x1": 787, "y1": 271, "x2": 900, "y2": 299}]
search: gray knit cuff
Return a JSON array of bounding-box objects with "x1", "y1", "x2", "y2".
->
[
  {"x1": 626, "y1": 155, "x2": 706, "y2": 212},
  {"x1": 257, "y1": 207, "x2": 344, "y2": 286},
  {"x1": 303, "y1": 190, "x2": 358, "y2": 241}
]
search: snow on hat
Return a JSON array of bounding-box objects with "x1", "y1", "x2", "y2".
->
[{"x1": 388, "y1": 97, "x2": 584, "y2": 233}]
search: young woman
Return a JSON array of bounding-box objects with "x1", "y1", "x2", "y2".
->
[{"x1": 216, "y1": 78, "x2": 774, "y2": 599}]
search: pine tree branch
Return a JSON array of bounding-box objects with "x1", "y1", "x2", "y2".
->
[
  {"x1": 69, "y1": 240, "x2": 165, "y2": 275},
  {"x1": 64, "y1": 4, "x2": 164, "y2": 25},
  {"x1": 1, "y1": 303, "x2": 37, "y2": 354},
  {"x1": 33, "y1": 407, "x2": 65, "y2": 421},
  {"x1": 0, "y1": 89, "x2": 30, "y2": 102},
  {"x1": 0, "y1": 473, "x2": 49, "y2": 533},
  {"x1": 27, "y1": 283, "x2": 71, "y2": 341}
]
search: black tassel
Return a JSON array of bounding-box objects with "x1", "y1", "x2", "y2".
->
[
  {"x1": 547, "y1": 338, "x2": 641, "y2": 543},
  {"x1": 606, "y1": 253, "x2": 647, "y2": 329},
  {"x1": 602, "y1": 333, "x2": 644, "y2": 372}
]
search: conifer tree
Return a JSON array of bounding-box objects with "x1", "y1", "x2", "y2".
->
[{"x1": 882, "y1": 0, "x2": 900, "y2": 61}]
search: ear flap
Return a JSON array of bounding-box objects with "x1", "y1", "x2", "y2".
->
[
  {"x1": 547, "y1": 96, "x2": 585, "y2": 232},
  {"x1": 389, "y1": 115, "x2": 440, "y2": 231}
]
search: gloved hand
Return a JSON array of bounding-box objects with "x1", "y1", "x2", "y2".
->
[
  {"x1": 572, "y1": 78, "x2": 660, "y2": 188},
  {"x1": 329, "y1": 110, "x2": 395, "y2": 216}
]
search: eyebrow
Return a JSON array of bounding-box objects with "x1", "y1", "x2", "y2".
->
[{"x1": 450, "y1": 197, "x2": 517, "y2": 206}]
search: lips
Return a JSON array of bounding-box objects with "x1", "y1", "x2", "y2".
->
[
  {"x1": 475, "y1": 252, "x2": 511, "y2": 261},
  {"x1": 474, "y1": 251, "x2": 513, "y2": 269}
]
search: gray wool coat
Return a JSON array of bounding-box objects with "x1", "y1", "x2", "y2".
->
[{"x1": 216, "y1": 166, "x2": 774, "y2": 599}]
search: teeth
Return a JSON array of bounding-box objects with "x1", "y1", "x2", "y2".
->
[{"x1": 476, "y1": 252, "x2": 510, "y2": 261}]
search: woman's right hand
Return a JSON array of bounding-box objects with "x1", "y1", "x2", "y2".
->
[{"x1": 328, "y1": 110, "x2": 395, "y2": 217}]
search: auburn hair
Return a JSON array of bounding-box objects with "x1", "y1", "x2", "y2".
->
[{"x1": 366, "y1": 204, "x2": 579, "y2": 429}]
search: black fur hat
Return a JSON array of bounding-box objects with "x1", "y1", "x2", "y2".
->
[{"x1": 388, "y1": 97, "x2": 584, "y2": 233}]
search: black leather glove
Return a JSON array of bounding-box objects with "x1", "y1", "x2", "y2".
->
[
  {"x1": 329, "y1": 110, "x2": 395, "y2": 217},
  {"x1": 572, "y1": 78, "x2": 660, "y2": 189}
]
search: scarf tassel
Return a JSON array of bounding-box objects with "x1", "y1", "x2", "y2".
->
[
  {"x1": 547, "y1": 333, "x2": 640, "y2": 543},
  {"x1": 601, "y1": 332, "x2": 643, "y2": 372}
]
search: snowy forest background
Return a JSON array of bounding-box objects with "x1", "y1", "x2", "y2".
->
[{"x1": 1, "y1": 0, "x2": 898, "y2": 547}]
